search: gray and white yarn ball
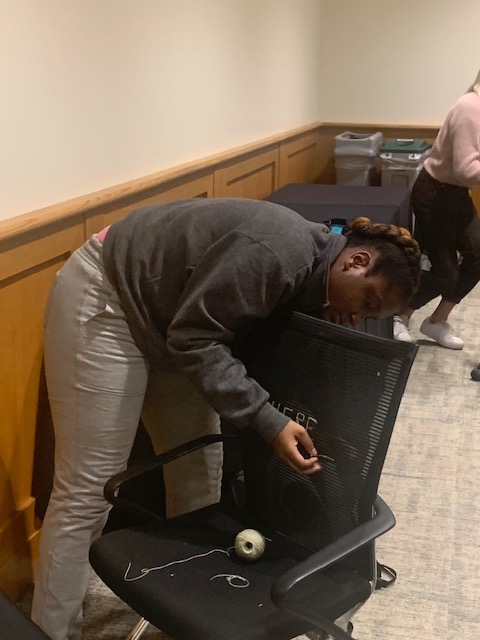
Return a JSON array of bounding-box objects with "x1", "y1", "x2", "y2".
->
[{"x1": 234, "y1": 529, "x2": 266, "y2": 561}]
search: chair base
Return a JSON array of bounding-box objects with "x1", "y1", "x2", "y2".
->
[
  {"x1": 126, "y1": 616, "x2": 150, "y2": 640},
  {"x1": 306, "y1": 621, "x2": 353, "y2": 639}
]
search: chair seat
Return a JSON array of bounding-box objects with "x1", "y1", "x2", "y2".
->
[
  {"x1": 90, "y1": 504, "x2": 371, "y2": 640},
  {"x1": 0, "y1": 591, "x2": 51, "y2": 640}
]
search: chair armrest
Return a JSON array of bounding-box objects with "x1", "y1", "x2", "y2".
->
[
  {"x1": 104, "y1": 433, "x2": 237, "y2": 522},
  {"x1": 271, "y1": 496, "x2": 394, "y2": 640},
  {"x1": 272, "y1": 495, "x2": 395, "y2": 603}
]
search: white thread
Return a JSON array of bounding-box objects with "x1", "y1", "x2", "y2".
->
[
  {"x1": 234, "y1": 529, "x2": 266, "y2": 561},
  {"x1": 318, "y1": 454, "x2": 335, "y2": 463},
  {"x1": 210, "y1": 573, "x2": 250, "y2": 588},
  {"x1": 124, "y1": 548, "x2": 232, "y2": 582},
  {"x1": 123, "y1": 546, "x2": 249, "y2": 588}
]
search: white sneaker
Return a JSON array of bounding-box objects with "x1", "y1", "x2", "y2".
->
[
  {"x1": 419, "y1": 317, "x2": 464, "y2": 350},
  {"x1": 393, "y1": 314, "x2": 414, "y2": 342}
]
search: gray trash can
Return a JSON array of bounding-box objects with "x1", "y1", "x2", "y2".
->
[
  {"x1": 334, "y1": 131, "x2": 382, "y2": 186},
  {"x1": 380, "y1": 138, "x2": 431, "y2": 189}
]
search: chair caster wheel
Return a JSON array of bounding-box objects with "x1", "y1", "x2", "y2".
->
[
  {"x1": 471, "y1": 366, "x2": 480, "y2": 381},
  {"x1": 315, "y1": 622, "x2": 354, "y2": 639}
]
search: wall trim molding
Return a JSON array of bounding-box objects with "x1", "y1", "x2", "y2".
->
[
  {"x1": 0, "y1": 121, "x2": 444, "y2": 245},
  {"x1": 0, "y1": 122, "x2": 322, "y2": 243}
]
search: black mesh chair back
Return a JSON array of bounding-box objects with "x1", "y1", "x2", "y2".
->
[
  {"x1": 237, "y1": 313, "x2": 416, "y2": 578},
  {"x1": 89, "y1": 312, "x2": 417, "y2": 640}
]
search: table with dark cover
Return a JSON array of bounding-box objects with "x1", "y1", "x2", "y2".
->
[{"x1": 265, "y1": 183, "x2": 412, "y2": 230}]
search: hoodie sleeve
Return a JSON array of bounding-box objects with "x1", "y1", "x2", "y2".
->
[
  {"x1": 165, "y1": 230, "x2": 309, "y2": 443},
  {"x1": 451, "y1": 97, "x2": 480, "y2": 187}
]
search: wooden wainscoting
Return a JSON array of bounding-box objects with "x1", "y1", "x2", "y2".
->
[
  {"x1": 0, "y1": 221, "x2": 85, "y2": 599},
  {"x1": 278, "y1": 131, "x2": 323, "y2": 187},
  {"x1": 214, "y1": 147, "x2": 279, "y2": 199},
  {"x1": 84, "y1": 172, "x2": 216, "y2": 237}
]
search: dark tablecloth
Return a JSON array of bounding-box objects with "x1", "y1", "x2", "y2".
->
[{"x1": 266, "y1": 183, "x2": 412, "y2": 230}]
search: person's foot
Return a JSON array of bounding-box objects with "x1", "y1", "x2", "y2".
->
[
  {"x1": 393, "y1": 314, "x2": 414, "y2": 342},
  {"x1": 419, "y1": 317, "x2": 464, "y2": 350}
]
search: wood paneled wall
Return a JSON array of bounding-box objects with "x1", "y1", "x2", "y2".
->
[{"x1": 1, "y1": 120, "x2": 478, "y2": 599}]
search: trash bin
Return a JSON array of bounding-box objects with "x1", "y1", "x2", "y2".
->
[
  {"x1": 334, "y1": 131, "x2": 383, "y2": 186},
  {"x1": 380, "y1": 138, "x2": 431, "y2": 189}
]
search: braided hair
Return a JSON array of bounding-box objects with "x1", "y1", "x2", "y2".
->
[{"x1": 344, "y1": 216, "x2": 421, "y2": 304}]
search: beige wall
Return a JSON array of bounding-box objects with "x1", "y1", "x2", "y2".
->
[
  {"x1": 318, "y1": 0, "x2": 480, "y2": 124},
  {"x1": 2, "y1": 0, "x2": 480, "y2": 223},
  {"x1": 0, "y1": 0, "x2": 323, "y2": 221}
]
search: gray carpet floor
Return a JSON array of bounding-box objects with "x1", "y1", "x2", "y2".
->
[{"x1": 26, "y1": 291, "x2": 480, "y2": 639}]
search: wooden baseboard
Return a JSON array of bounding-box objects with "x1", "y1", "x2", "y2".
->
[{"x1": 0, "y1": 498, "x2": 39, "y2": 600}]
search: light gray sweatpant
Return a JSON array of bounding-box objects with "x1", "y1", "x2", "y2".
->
[{"x1": 31, "y1": 235, "x2": 222, "y2": 640}]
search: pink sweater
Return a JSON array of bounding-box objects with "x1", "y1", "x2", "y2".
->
[{"x1": 424, "y1": 92, "x2": 480, "y2": 188}]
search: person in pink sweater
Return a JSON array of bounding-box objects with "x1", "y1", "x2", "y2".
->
[{"x1": 394, "y1": 69, "x2": 480, "y2": 348}]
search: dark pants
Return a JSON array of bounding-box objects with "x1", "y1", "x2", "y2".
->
[{"x1": 410, "y1": 168, "x2": 480, "y2": 309}]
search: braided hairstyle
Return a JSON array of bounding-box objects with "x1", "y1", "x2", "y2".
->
[{"x1": 344, "y1": 216, "x2": 421, "y2": 305}]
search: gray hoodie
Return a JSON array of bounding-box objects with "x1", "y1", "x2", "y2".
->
[{"x1": 103, "y1": 198, "x2": 346, "y2": 442}]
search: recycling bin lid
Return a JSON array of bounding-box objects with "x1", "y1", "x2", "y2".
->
[{"x1": 380, "y1": 138, "x2": 432, "y2": 154}]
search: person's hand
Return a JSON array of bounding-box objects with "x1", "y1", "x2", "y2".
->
[{"x1": 271, "y1": 420, "x2": 322, "y2": 475}]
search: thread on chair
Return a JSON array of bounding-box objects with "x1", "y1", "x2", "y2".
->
[
  {"x1": 124, "y1": 548, "x2": 233, "y2": 581},
  {"x1": 210, "y1": 573, "x2": 250, "y2": 588},
  {"x1": 123, "y1": 546, "x2": 249, "y2": 589}
]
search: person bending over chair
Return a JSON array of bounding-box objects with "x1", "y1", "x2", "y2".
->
[{"x1": 32, "y1": 198, "x2": 420, "y2": 640}]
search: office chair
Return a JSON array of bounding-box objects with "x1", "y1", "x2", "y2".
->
[
  {"x1": 0, "y1": 591, "x2": 51, "y2": 640},
  {"x1": 90, "y1": 313, "x2": 417, "y2": 640}
]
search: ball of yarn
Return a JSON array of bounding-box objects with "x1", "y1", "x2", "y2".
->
[{"x1": 234, "y1": 529, "x2": 266, "y2": 561}]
